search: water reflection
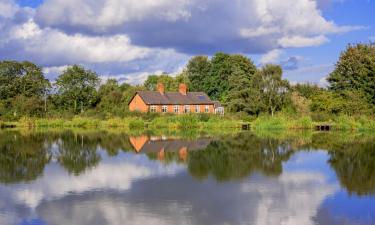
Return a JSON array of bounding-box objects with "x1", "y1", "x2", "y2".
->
[{"x1": 0, "y1": 130, "x2": 374, "y2": 225}]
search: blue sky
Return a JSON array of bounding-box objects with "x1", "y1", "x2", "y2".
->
[{"x1": 1, "y1": 0, "x2": 374, "y2": 85}]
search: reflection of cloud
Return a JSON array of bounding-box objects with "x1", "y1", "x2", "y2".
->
[
  {"x1": 242, "y1": 171, "x2": 337, "y2": 225},
  {"x1": 5, "y1": 153, "x2": 184, "y2": 209},
  {"x1": 0, "y1": 150, "x2": 345, "y2": 225},
  {"x1": 38, "y1": 198, "x2": 193, "y2": 225}
]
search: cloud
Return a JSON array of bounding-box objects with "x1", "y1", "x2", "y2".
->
[
  {"x1": 278, "y1": 35, "x2": 329, "y2": 48},
  {"x1": 259, "y1": 49, "x2": 283, "y2": 65},
  {"x1": 0, "y1": 0, "x2": 18, "y2": 18},
  {"x1": 283, "y1": 64, "x2": 334, "y2": 86},
  {"x1": 0, "y1": 0, "x2": 365, "y2": 83},
  {"x1": 33, "y1": 0, "x2": 362, "y2": 55},
  {"x1": 281, "y1": 56, "x2": 304, "y2": 70},
  {"x1": 3, "y1": 154, "x2": 184, "y2": 209}
]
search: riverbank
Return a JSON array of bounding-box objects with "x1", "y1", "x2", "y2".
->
[
  {"x1": 1, "y1": 114, "x2": 244, "y2": 130},
  {"x1": 252, "y1": 115, "x2": 375, "y2": 132},
  {"x1": 1, "y1": 114, "x2": 375, "y2": 132}
]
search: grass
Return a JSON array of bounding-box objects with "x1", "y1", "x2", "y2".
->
[
  {"x1": 3, "y1": 114, "x2": 374, "y2": 133},
  {"x1": 7, "y1": 114, "x2": 243, "y2": 131},
  {"x1": 251, "y1": 114, "x2": 375, "y2": 132}
]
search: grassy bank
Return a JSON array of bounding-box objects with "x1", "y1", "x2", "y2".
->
[
  {"x1": 252, "y1": 114, "x2": 375, "y2": 132},
  {"x1": 9, "y1": 114, "x2": 243, "y2": 131}
]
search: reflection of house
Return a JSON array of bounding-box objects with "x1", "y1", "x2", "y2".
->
[
  {"x1": 128, "y1": 83, "x2": 224, "y2": 114},
  {"x1": 129, "y1": 135, "x2": 212, "y2": 161}
]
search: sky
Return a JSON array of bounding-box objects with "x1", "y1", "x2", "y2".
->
[{"x1": 0, "y1": 0, "x2": 374, "y2": 85}]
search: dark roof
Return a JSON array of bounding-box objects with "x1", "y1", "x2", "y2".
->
[{"x1": 135, "y1": 91, "x2": 214, "y2": 105}]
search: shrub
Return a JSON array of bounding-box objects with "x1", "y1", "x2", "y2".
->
[
  {"x1": 18, "y1": 117, "x2": 36, "y2": 127},
  {"x1": 128, "y1": 118, "x2": 145, "y2": 129},
  {"x1": 252, "y1": 115, "x2": 288, "y2": 130},
  {"x1": 291, "y1": 116, "x2": 313, "y2": 129},
  {"x1": 335, "y1": 115, "x2": 360, "y2": 131}
]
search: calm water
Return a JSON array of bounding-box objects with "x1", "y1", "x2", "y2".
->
[{"x1": 0, "y1": 130, "x2": 374, "y2": 225}]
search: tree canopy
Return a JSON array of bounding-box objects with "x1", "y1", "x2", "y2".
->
[{"x1": 328, "y1": 43, "x2": 375, "y2": 105}]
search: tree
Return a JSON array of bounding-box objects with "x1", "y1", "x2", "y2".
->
[
  {"x1": 255, "y1": 65, "x2": 290, "y2": 116},
  {"x1": 143, "y1": 75, "x2": 159, "y2": 91},
  {"x1": 310, "y1": 89, "x2": 373, "y2": 115},
  {"x1": 54, "y1": 65, "x2": 99, "y2": 113},
  {"x1": 0, "y1": 61, "x2": 50, "y2": 99},
  {"x1": 292, "y1": 83, "x2": 322, "y2": 99},
  {"x1": 328, "y1": 43, "x2": 375, "y2": 105},
  {"x1": 97, "y1": 79, "x2": 125, "y2": 115},
  {"x1": 225, "y1": 56, "x2": 257, "y2": 113},
  {"x1": 186, "y1": 56, "x2": 211, "y2": 92}
]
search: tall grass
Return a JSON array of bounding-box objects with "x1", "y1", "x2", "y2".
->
[{"x1": 252, "y1": 115, "x2": 288, "y2": 130}]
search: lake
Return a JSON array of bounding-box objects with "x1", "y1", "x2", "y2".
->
[{"x1": 0, "y1": 129, "x2": 374, "y2": 225}]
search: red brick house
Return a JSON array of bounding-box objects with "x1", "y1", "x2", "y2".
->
[{"x1": 128, "y1": 83, "x2": 224, "y2": 114}]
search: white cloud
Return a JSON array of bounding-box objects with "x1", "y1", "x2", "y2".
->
[
  {"x1": 0, "y1": 0, "x2": 365, "y2": 83},
  {"x1": 260, "y1": 49, "x2": 282, "y2": 65},
  {"x1": 0, "y1": 0, "x2": 18, "y2": 18},
  {"x1": 8, "y1": 19, "x2": 152, "y2": 64},
  {"x1": 278, "y1": 35, "x2": 329, "y2": 48},
  {"x1": 33, "y1": 0, "x2": 362, "y2": 53},
  {"x1": 244, "y1": 171, "x2": 337, "y2": 225},
  {"x1": 8, "y1": 154, "x2": 184, "y2": 209},
  {"x1": 319, "y1": 76, "x2": 330, "y2": 87}
]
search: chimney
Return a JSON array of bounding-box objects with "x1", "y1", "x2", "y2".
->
[
  {"x1": 157, "y1": 83, "x2": 165, "y2": 95},
  {"x1": 179, "y1": 83, "x2": 187, "y2": 95}
]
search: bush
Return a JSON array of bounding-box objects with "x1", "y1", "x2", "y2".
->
[
  {"x1": 335, "y1": 115, "x2": 360, "y2": 131},
  {"x1": 35, "y1": 118, "x2": 65, "y2": 128},
  {"x1": 128, "y1": 118, "x2": 145, "y2": 129},
  {"x1": 358, "y1": 116, "x2": 375, "y2": 132},
  {"x1": 291, "y1": 116, "x2": 313, "y2": 129},
  {"x1": 67, "y1": 117, "x2": 101, "y2": 128},
  {"x1": 252, "y1": 115, "x2": 288, "y2": 130},
  {"x1": 18, "y1": 117, "x2": 36, "y2": 127}
]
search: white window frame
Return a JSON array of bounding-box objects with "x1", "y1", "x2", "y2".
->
[
  {"x1": 174, "y1": 105, "x2": 179, "y2": 113},
  {"x1": 162, "y1": 105, "x2": 168, "y2": 113},
  {"x1": 150, "y1": 105, "x2": 157, "y2": 113},
  {"x1": 184, "y1": 105, "x2": 190, "y2": 113},
  {"x1": 195, "y1": 105, "x2": 200, "y2": 113},
  {"x1": 205, "y1": 105, "x2": 210, "y2": 113}
]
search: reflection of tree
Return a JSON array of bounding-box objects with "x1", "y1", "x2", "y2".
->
[
  {"x1": 187, "y1": 132, "x2": 294, "y2": 181},
  {"x1": 326, "y1": 136, "x2": 375, "y2": 196},
  {"x1": 56, "y1": 131, "x2": 101, "y2": 176},
  {"x1": 0, "y1": 131, "x2": 50, "y2": 183}
]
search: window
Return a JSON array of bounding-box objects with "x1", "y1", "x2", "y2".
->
[
  {"x1": 195, "y1": 105, "x2": 200, "y2": 113},
  {"x1": 184, "y1": 105, "x2": 190, "y2": 113},
  {"x1": 150, "y1": 106, "x2": 157, "y2": 113},
  {"x1": 174, "y1": 105, "x2": 179, "y2": 113},
  {"x1": 205, "y1": 105, "x2": 210, "y2": 113},
  {"x1": 162, "y1": 105, "x2": 168, "y2": 113},
  {"x1": 215, "y1": 107, "x2": 224, "y2": 115}
]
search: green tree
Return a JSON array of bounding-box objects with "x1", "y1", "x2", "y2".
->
[
  {"x1": 292, "y1": 83, "x2": 322, "y2": 99},
  {"x1": 186, "y1": 56, "x2": 211, "y2": 92},
  {"x1": 255, "y1": 65, "x2": 290, "y2": 116},
  {"x1": 97, "y1": 79, "x2": 125, "y2": 115},
  {"x1": 0, "y1": 61, "x2": 50, "y2": 99},
  {"x1": 225, "y1": 55, "x2": 257, "y2": 112},
  {"x1": 310, "y1": 89, "x2": 373, "y2": 115},
  {"x1": 54, "y1": 65, "x2": 99, "y2": 113},
  {"x1": 328, "y1": 43, "x2": 375, "y2": 105},
  {"x1": 143, "y1": 75, "x2": 160, "y2": 91}
]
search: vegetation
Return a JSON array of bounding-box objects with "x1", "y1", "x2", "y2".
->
[{"x1": 0, "y1": 43, "x2": 374, "y2": 130}]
